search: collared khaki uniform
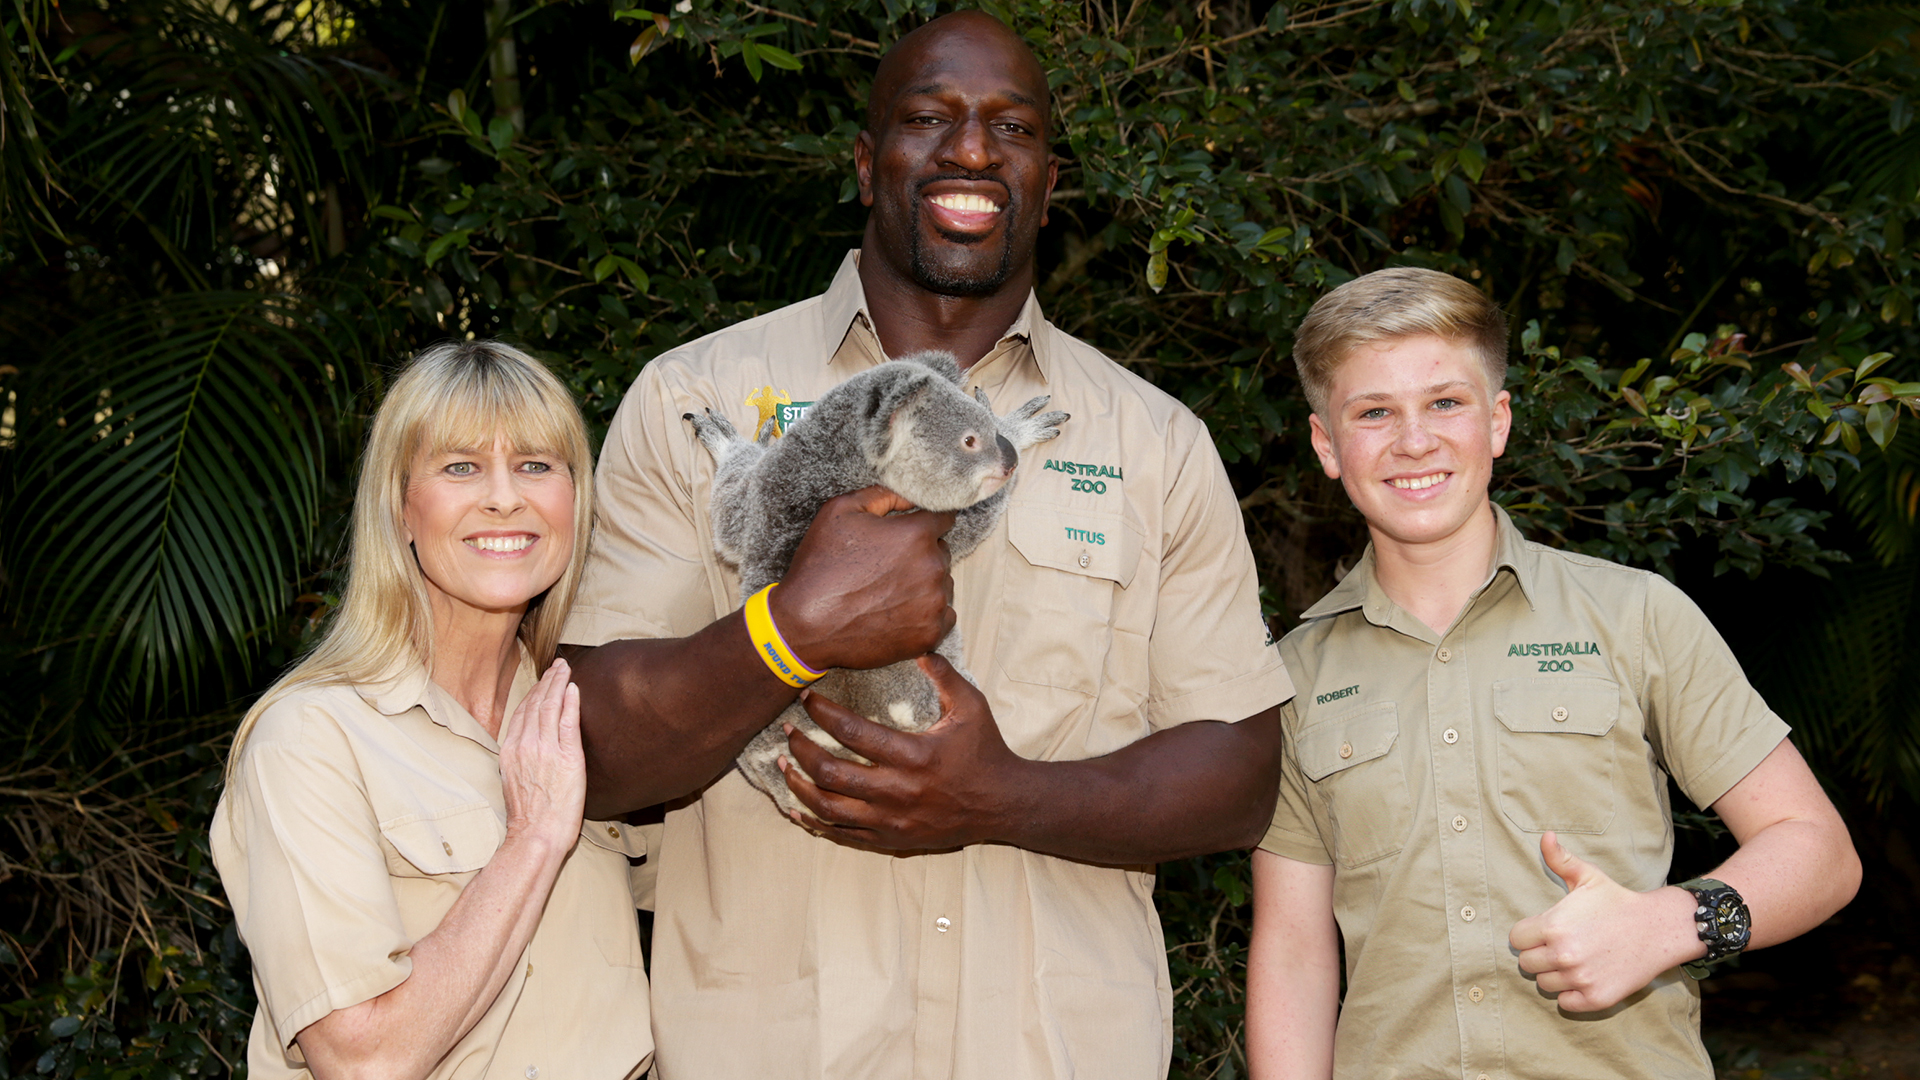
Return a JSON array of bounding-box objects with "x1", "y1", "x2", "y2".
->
[
  {"x1": 1260, "y1": 506, "x2": 1789, "y2": 1080},
  {"x1": 564, "y1": 251, "x2": 1292, "y2": 1080},
  {"x1": 211, "y1": 658, "x2": 653, "y2": 1080}
]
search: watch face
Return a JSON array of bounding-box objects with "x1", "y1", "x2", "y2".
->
[{"x1": 1709, "y1": 892, "x2": 1752, "y2": 944}]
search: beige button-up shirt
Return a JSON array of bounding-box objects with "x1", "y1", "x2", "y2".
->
[
  {"x1": 565, "y1": 251, "x2": 1292, "y2": 1080},
  {"x1": 1261, "y1": 506, "x2": 1789, "y2": 1080},
  {"x1": 212, "y1": 658, "x2": 653, "y2": 1080}
]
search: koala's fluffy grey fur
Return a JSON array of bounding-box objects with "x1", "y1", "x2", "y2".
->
[{"x1": 684, "y1": 351, "x2": 1068, "y2": 820}]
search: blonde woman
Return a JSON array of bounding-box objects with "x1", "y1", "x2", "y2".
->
[{"x1": 212, "y1": 342, "x2": 651, "y2": 1080}]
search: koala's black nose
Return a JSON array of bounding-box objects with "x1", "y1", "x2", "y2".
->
[{"x1": 996, "y1": 432, "x2": 1017, "y2": 468}]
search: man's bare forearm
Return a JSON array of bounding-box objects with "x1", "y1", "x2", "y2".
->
[
  {"x1": 563, "y1": 614, "x2": 798, "y2": 820},
  {"x1": 993, "y1": 705, "x2": 1287, "y2": 864}
]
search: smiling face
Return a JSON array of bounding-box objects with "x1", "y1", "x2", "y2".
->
[
  {"x1": 855, "y1": 12, "x2": 1057, "y2": 298},
  {"x1": 1310, "y1": 335, "x2": 1513, "y2": 559},
  {"x1": 402, "y1": 434, "x2": 575, "y2": 630}
]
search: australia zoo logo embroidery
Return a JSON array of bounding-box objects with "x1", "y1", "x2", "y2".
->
[
  {"x1": 1045, "y1": 458, "x2": 1123, "y2": 494},
  {"x1": 1509, "y1": 640, "x2": 1602, "y2": 673}
]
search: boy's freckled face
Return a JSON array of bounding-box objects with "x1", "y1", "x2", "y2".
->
[{"x1": 1309, "y1": 335, "x2": 1512, "y2": 553}]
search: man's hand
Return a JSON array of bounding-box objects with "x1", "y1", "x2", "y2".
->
[
  {"x1": 774, "y1": 486, "x2": 958, "y2": 672},
  {"x1": 1509, "y1": 832, "x2": 1701, "y2": 1012},
  {"x1": 779, "y1": 653, "x2": 1029, "y2": 851}
]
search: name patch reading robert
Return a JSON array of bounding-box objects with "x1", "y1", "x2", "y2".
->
[{"x1": 1315, "y1": 684, "x2": 1360, "y2": 705}]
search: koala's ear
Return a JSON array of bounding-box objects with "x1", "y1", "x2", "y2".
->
[
  {"x1": 899, "y1": 350, "x2": 963, "y2": 386},
  {"x1": 857, "y1": 374, "x2": 924, "y2": 461}
]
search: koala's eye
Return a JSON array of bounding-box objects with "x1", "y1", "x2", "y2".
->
[{"x1": 964, "y1": 434, "x2": 978, "y2": 449}]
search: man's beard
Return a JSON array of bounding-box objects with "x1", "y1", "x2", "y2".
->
[{"x1": 906, "y1": 176, "x2": 1017, "y2": 298}]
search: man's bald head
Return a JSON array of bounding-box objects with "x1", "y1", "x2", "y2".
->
[{"x1": 865, "y1": 11, "x2": 1050, "y2": 138}]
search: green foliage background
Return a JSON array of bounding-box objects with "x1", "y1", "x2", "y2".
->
[{"x1": 1, "y1": 0, "x2": 1917, "y2": 1076}]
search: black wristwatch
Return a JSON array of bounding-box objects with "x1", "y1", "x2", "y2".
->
[{"x1": 1677, "y1": 877, "x2": 1751, "y2": 979}]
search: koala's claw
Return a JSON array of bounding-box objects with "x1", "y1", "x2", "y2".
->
[
  {"x1": 685, "y1": 408, "x2": 741, "y2": 457},
  {"x1": 998, "y1": 395, "x2": 1069, "y2": 449}
]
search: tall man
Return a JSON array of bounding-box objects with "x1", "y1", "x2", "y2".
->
[{"x1": 558, "y1": 12, "x2": 1294, "y2": 1079}]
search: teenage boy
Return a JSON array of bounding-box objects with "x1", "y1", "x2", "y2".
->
[{"x1": 1246, "y1": 266, "x2": 1861, "y2": 1079}]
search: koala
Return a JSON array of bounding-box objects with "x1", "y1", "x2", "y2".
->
[{"x1": 683, "y1": 350, "x2": 1069, "y2": 820}]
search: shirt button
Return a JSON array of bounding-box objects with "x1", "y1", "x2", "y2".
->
[
  {"x1": 1551, "y1": 705, "x2": 1570, "y2": 722},
  {"x1": 1078, "y1": 551, "x2": 1091, "y2": 568},
  {"x1": 935, "y1": 916, "x2": 952, "y2": 933},
  {"x1": 606, "y1": 825, "x2": 619, "y2": 838},
  {"x1": 1478, "y1": 1073, "x2": 1492, "y2": 1080},
  {"x1": 525, "y1": 1068, "x2": 538, "y2": 1080},
  {"x1": 1460, "y1": 905, "x2": 1476, "y2": 922},
  {"x1": 442, "y1": 841, "x2": 453, "y2": 856},
  {"x1": 1469, "y1": 985, "x2": 1485, "y2": 1003},
  {"x1": 1443, "y1": 728, "x2": 1459, "y2": 745},
  {"x1": 526, "y1": 962, "x2": 533, "y2": 977},
  {"x1": 1437, "y1": 647, "x2": 1453, "y2": 662},
  {"x1": 1452, "y1": 815, "x2": 1468, "y2": 832},
  {"x1": 1338, "y1": 742, "x2": 1353, "y2": 759}
]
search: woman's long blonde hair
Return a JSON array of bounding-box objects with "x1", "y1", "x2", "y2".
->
[{"x1": 226, "y1": 341, "x2": 595, "y2": 775}]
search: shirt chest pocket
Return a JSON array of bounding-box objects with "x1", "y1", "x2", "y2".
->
[
  {"x1": 1296, "y1": 703, "x2": 1410, "y2": 870},
  {"x1": 1492, "y1": 676, "x2": 1620, "y2": 834},
  {"x1": 997, "y1": 501, "x2": 1146, "y2": 698},
  {"x1": 379, "y1": 802, "x2": 504, "y2": 877}
]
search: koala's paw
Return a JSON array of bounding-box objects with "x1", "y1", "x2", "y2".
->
[
  {"x1": 683, "y1": 408, "x2": 741, "y2": 460},
  {"x1": 998, "y1": 395, "x2": 1070, "y2": 449}
]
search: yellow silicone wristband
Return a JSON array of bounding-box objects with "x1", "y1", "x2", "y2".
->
[{"x1": 744, "y1": 583, "x2": 824, "y2": 688}]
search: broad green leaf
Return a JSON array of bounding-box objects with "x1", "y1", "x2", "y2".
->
[
  {"x1": 1866, "y1": 403, "x2": 1897, "y2": 449},
  {"x1": 756, "y1": 44, "x2": 803, "y2": 71},
  {"x1": 488, "y1": 117, "x2": 515, "y2": 153}
]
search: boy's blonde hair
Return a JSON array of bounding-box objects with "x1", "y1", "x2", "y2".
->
[
  {"x1": 226, "y1": 340, "x2": 595, "y2": 776},
  {"x1": 1293, "y1": 267, "x2": 1509, "y2": 415}
]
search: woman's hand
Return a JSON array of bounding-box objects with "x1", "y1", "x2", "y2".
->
[{"x1": 499, "y1": 657, "x2": 587, "y2": 854}]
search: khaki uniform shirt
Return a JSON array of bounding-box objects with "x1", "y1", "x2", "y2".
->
[
  {"x1": 565, "y1": 251, "x2": 1292, "y2": 1080},
  {"x1": 212, "y1": 658, "x2": 654, "y2": 1080},
  {"x1": 1260, "y1": 506, "x2": 1790, "y2": 1080}
]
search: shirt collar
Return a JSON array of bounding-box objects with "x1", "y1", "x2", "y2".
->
[
  {"x1": 356, "y1": 649, "x2": 537, "y2": 752},
  {"x1": 1487, "y1": 502, "x2": 1540, "y2": 611},
  {"x1": 1298, "y1": 502, "x2": 1540, "y2": 626},
  {"x1": 820, "y1": 249, "x2": 1052, "y2": 386}
]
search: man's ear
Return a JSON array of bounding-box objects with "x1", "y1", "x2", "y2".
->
[
  {"x1": 854, "y1": 130, "x2": 877, "y2": 208},
  {"x1": 1489, "y1": 388, "x2": 1513, "y2": 460},
  {"x1": 1041, "y1": 154, "x2": 1057, "y2": 227},
  {"x1": 1308, "y1": 412, "x2": 1342, "y2": 480}
]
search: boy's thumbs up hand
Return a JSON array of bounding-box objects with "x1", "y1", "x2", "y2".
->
[
  {"x1": 1541, "y1": 829, "x2": 1606, "y2": 890},
  {"x1": 1508, "y1": 832, "x2": 1704, "y2": 1013}
]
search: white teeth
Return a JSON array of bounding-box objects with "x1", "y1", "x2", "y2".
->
[
  {"x1": 466, "y1": 535, "x2": 534, "y2": 552},
  {"x1": 930, "y1": 193, "x2": 1001, "y2": 213},
  {"x1": 1390, "y1": 473, "x2": 1449, "y2": 490}
]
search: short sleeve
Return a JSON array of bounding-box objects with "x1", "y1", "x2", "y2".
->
[
  {"x1": 211, "y1": 704, "x2": 414, "y2": 1048},
  {"x1": 1259, "y1": 700, "x2": 1333, "y2": 864},
  {"x1": 1141, "y1": 415, "x2": 1293, "y2": 728},
  {"x1": 1641, "y1": 575, "x2": 1791, "y2": 809},
  {"x1": 563, "y1": 358, "x2": 728, "y2": 647}
]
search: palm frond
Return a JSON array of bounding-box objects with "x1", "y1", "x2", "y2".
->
[
  {"x1": 1754, "y1": 557, "x2": 1920, "y2": 807},
  {"x1": 3, "y1": 291, "x2": 350, "y2": 706},
  {"x1": 36, "y1": 2, "x2": 384, "y2": 262},
  {"x1": 0, "y1": 0, "x2": 70, "y2": 247},
  {"x1": 1840, "y1": 423, "x2": 1920, "y2": 565}
]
